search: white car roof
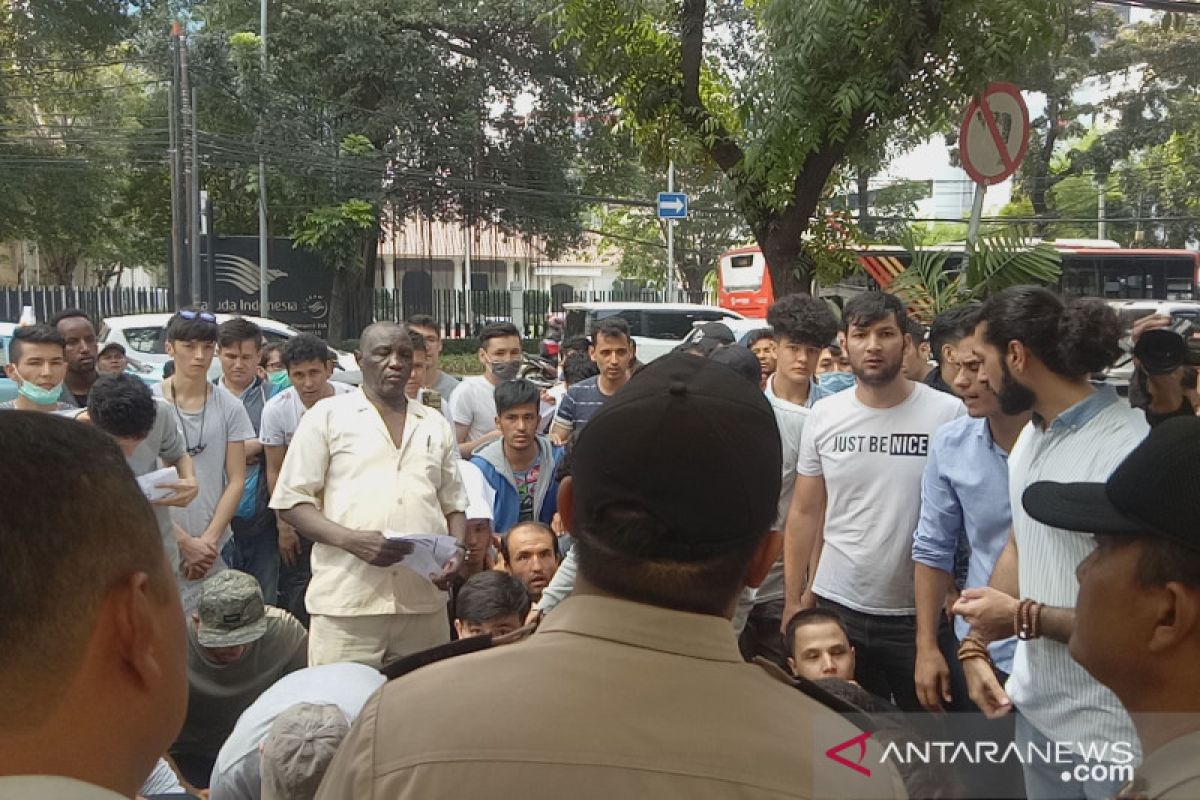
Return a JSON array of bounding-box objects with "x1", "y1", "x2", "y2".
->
[
  {"x1": 562, "y1": 301, "x2": 743, "y2": 316},
  {"x1": 101, "y1": 312, "x2": 301, "y2": 335}
]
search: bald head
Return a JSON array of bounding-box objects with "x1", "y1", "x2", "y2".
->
[{"x1": 356, "y1": 322, "x2": 415, "y2": 404}]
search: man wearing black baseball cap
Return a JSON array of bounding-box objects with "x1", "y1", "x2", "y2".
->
[
  {"x1": 317, "y1": 353, "x2": 905, "y2": 799},
  {"x1": 1023, "y1": 416, "x2": 1200, "y2": 799}
]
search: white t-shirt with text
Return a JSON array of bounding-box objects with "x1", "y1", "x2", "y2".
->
[{"x1": 797, "y1": 381, "x2": 963, "y2": 615}]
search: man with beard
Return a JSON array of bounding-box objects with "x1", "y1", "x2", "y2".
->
[
  {"x1": 952, "y1": 286, "x2": 1148, "y2": 800},
  {"x1": 500, "y1": 521, "x2": 560, "y2": 604},
  {"x1": 271, "y1": 322, "x2": 468, "y2": 667},
  {"x1": 782, "y1": 292, "x2": 962, "y2": 712}
]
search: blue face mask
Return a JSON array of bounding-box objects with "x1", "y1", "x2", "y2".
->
[
  {"x1": 14, "y1": 367, "x2": 63, "y2": 406},
  {"x1": 818, "y1": 371, "x2": 856, "y2": 394},
  {"x1": 268, "y1": 370, "x2": 292, "y2": 391}
]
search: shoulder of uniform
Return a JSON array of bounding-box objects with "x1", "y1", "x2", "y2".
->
[
  {"x1": 752, "y1": 658, "x2": 880, "y2": 732},
  {"x1": 379, "y1": 622, "x2": 539, "y2": 682}
]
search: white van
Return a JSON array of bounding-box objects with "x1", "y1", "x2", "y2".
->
[{"x1": 563, "y1": 302, "x2": 744, "y2": 362}]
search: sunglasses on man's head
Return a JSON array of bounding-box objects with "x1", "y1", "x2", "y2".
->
[{"x1": 178, "y1": 310, "x2": 217, "y2": 323}]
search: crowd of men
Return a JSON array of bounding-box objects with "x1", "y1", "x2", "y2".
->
[{"x1": 3, "y1": 287, "x2": 1200, "y2": 800}]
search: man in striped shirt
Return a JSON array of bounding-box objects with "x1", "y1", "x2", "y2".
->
[{"x1": 954, "y1": 286, "x2": 1149, "y2": 800}]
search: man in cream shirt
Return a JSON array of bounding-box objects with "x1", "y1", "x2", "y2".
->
[{"x1": 271, "y1": 322, "x2": 467, "y2": 667}]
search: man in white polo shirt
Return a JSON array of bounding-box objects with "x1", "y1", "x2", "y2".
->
[
  {"x1": 271, "y1": 322, "x2": 468, "y2": 667},
  {"x1": 954, "y1": 286, "x2": 1148, "y2": 800}
]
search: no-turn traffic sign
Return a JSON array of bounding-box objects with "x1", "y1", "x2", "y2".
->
[{"x1": 958, "y1": 82, "x2": 1030, "y2": 186}]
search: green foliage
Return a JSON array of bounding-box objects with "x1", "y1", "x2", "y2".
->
[
  {"x1": 293, "y1": 200, "x2": 378, "y2": 271},
  {"x1": 0, "y1": 2, "x2": 165, "y2": 285},
  {"x1": 558, "y1": 0, "x2": 1070, "y2": 293},
  {"x1": 889, "y1": 229, "x2": 1062, "y2": 321}
]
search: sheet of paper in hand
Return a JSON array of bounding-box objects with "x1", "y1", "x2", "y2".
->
[
  {"x1": 136, "y1": 466, "x2": 180, "y2": 502},
  {"x1": 383, "y1": 532, "x2": 463, "y2": 579}
]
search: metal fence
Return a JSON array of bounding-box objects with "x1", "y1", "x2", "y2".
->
[
  {"x1": 0, "y1": 286, "x2": 172, "y2": 325},
  {"x1": 370, "y1": 288, "x2": 714, "y2": 338}
]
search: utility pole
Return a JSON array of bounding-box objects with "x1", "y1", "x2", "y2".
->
[
  {"x1": 180, "y1": 34, "x2": 199, "y2": 307},
  {"x1": 258, "y1": 0, "x2": 270, "y2": 319},
  {"x1": 167, "y1": 23, "x2": 186, "y2": 308},
  {"x1": 666, "y1": 159, "x2": 675, "y2": 301},
  {"x1": 1097, "y1": 176, "x2": 1107, "y2": 241},
  {"x1": 190, "y1": 86, "x2": 202, "y2": 308}
]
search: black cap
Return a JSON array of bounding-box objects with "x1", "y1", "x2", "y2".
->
[
  {"x1": 1133, "y1": 328, "x2": 1188, "y2": 375},
  {"x1": 572, "y1": 353, "x2": 782, "y2": 560},
  {"x1": 1023, "y1": 416, "x2": 1200, "y2": 552},
  {"x1": 99, "y1": 341, "x2": 126, "y2": 356},
  {"x1": 695, "y1": 321, "x2": 736, "y2": 345},
  {"x1": 708, "y1": 344, "x2": 762, "y2": 386}
]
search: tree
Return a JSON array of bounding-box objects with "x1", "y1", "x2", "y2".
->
[
  {"x1": 1002, "y1": 2, "x2": 1121, "y2": 234},
  {"x1": 889, "y1": 229, "x2": 1063, "y2": 321},
  {"x1": 558, "y1": 0, "x2": 1070, "y2": 295}
]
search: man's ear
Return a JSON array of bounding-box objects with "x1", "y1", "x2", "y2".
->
[
  {"x1": 1149, "y1": 582, "x2": 1200, "y2": 653},
  {"x1": 354, "y1": 350, "x2": 363, "y2": 369},
  {"x1": 744, "y1": 531, "x2": 783, "y2": 590},
  {"x1": 557, "y1": 477, "x2": 574, "y2": 532},
  {"x1": 3, "y1": 363, "x2": 15, "y2": 381},
  {"x1": 109, "y1": 572, "x2": 168, "y2": 691}
]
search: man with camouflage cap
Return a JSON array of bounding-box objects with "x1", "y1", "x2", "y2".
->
[{"x1": 169, "y1": 570, "x2": 307, "y2": 792}]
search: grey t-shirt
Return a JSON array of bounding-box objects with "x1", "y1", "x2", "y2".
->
[
  {"x1": 63, "y1": 401, "x2": 186, "y2": 576},
  {"x1": 157, "y1": 384, "x2": 255, "y2": 602},
  {"x1": 130, "y1": 401, "x2": 188, "y2": 574}
]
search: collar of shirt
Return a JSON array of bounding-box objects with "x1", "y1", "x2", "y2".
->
[
  {"x1": 977, "y1": 416, "x2": 1008, "y2": 455},
  {"x1": 766, "y1": 373, "x2": 827, "y2": 409},
  {"x1": 1033, "y1": 384, "x2": 1119, "y2": 433},
  {"x1": 0, "y1": 776, "x2": 126, "y2": 800},
  {"x1": 1122, "y1": 728, "x2": 1200, "y2": 799},
  {"x1": 537, "y1": 594, "x2": 744, "y2": 663},
  {"x1": 349, "y1": 388, "x2": 430, "y2": 442}
]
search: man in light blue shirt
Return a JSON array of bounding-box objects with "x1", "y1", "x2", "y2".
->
[{"x1": 912, "y1": 306, "x2": 1029, "y2": 713}]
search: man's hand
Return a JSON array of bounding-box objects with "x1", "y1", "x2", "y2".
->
[
  {"x1": 278, "y1": 520, "x2": 301, "y2": 568},
  {"x1": 430, "y1": 548, "x2": 465, "y2": 590},
  {"x1": 150, "y1": 477, "x2": 198, "y2": 509},
  {"x1": 914, "y1": 647, "x2": 952, "y2": 713},
  {"x1": 525, "y1": 606, "x2": 543, "y2": 626},
  {"x1": 540, "y1": 388, "x2": 556, "y2": 406},
  {"x1": 962, "y1": 657, "x2": 1012, "y2": 719},
  {"x1": 952, "y1": 587, "x2": 1018, "y2": 643},
  {"x1": 179, "y1": 534, "x2": 217, "y2": 580},
  {"x1": 340, "y1": 530, "x2": 415, "y2": 567},
  {"x1": 1131, "y1": 313, "x2": 1172, "y2": 345},
  {"x1": 779, "y1": 590, "x2": 817, "y2": 634}
]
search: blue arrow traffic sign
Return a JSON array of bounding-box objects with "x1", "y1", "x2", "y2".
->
[{"x1": 657, "y1": 192, "x2": 688, "y2": 219}]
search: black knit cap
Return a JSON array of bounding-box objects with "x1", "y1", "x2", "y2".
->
[{"x1": 572, "y1": 352, "x2": 782, "y2": 560}]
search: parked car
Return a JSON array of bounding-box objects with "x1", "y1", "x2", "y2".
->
[
  {"x1": 1103, "y1": 300, "x2": 1200, "y2": 390},
  {"x1": 562, "y1": 302, "x2": 745, "y2": 363},
  {"x1": 99, "y1": 313, "x2": 357, "y2": 381}
]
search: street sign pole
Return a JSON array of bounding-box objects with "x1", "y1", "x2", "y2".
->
[
  {"x1": 666, "y1": 159, "x2": 675, "y2": 301},
  {"x1": 966, "y1": 183, "x2": 986, "y2": 247}
]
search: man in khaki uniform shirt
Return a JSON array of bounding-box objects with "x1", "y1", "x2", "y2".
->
[
  {"x1": 316, "y1": 354, "x2": 906, "y2": 800},
  {"x1": 271, "y1": 322, "x2": 467, "y2": 667},
  {"x1": 1023, "y1": 418, "x2": 1200, "y2": 800}
]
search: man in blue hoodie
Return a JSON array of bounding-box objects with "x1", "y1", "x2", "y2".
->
[{"x1": 471, "y1": 378, "x2": 561, "y2": 534}]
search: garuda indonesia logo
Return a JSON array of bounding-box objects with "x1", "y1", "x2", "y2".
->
[{"x1": 215, "y1": 255, "x2": 288, "y2": 295}]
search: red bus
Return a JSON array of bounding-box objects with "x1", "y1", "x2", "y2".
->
[{"x1": 717, "y1": 242, "x2": 1200, "y2": 318}]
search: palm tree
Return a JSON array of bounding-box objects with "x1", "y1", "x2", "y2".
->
[{"x1": 887, "y1": 228, "x2": 1062, "y2": 322}]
